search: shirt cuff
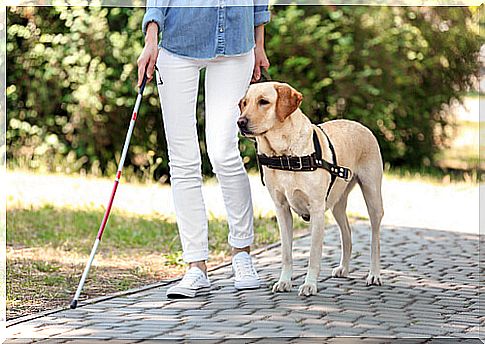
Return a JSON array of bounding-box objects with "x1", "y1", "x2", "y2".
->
[
  {"x1": 142, "y1": 8, "x2": 164, "y2": 36},
  {"x1": 254, "y1": 9, "x2": 271, "y2": 26}
]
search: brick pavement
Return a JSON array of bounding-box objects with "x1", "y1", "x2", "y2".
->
[{"x1": 5, "y1": 222, "x2": 483, "y2": 342}]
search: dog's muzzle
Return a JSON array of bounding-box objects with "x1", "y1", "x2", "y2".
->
[{"x1": 237, "y1": 117, "x2": 253, "y2": 136}]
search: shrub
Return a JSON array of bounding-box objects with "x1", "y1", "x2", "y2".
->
[{"x1": 6, "y1": 6, "x2": 481, "y2": 179}]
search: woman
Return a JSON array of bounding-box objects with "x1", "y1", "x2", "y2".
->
[{"x1": 137, "y1": 0, "x2": 270, "y2": 298}]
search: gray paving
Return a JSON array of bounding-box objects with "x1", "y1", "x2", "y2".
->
[{"x1": 5, "y1": 222, "x2": 483, "y2": 342}]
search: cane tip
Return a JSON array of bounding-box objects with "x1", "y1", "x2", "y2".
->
[{"x1": 70, "y1": 299, "x2": 78, "y2": 309}]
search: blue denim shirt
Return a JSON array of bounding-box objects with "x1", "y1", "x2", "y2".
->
[{"x1": 142, "y1": 0, "x2": 270, "y2": 59}]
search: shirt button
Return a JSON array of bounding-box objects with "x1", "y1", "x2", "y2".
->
[{"x1": 219, "y1": 27, "x2": 224, "y2": 32}]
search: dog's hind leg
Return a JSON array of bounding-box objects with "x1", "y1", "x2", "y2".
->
[
  {"x1": 331, "y1": 180, "x2": 356, "y2": 278},
  {"x1": 272, "y1": 203, "x2": 294, "y2": 293},
  {"x1": 357, "y1": 171, "x2": 384, "y2": 286}
]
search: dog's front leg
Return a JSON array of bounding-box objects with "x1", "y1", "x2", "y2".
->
[
  {"x1": 299, "y1": 209, "x2": 325, "y2": 296},
  {"x1": 272, "y1": 203, "x2": 294, "y2": 293}
]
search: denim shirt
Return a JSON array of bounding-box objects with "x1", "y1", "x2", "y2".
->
[{"x1": 142, "y1": 0, "x2": 270, "y2": 59}]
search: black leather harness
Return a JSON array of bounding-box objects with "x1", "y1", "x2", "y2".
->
[{"x1": 255, "y1": 125, "x2": 352, "y2": 200}]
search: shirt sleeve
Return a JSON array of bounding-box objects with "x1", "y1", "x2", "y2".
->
[
  {"x1": 254, "y1": 0, "x2": 271, "y2": 26},
  {"x1": 141, "y1": 0, "x2": 169, "y2": 36}
]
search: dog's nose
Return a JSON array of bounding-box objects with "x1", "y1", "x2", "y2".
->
[{"x1": 237, "y1": 117, "x2": 248, "y2": 129}]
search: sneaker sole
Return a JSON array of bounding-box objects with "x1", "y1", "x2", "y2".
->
[
  {"x1": 234, "y1": 280, "x2": 261, "y2": 290},
  {"x1": 166, "y1": 286, "x2": 211, "y2": 299}
]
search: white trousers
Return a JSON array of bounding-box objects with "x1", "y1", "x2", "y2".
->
[{"x1": 155, "y1": 48, "x2": 255, "y2": 263}]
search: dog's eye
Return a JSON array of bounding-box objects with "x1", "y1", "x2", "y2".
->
[{"x1": 258, "y1": 99, "x2": 270, "y2": 106}]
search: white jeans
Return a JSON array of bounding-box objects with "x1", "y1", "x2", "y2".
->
[{"x1": 155, "y1": 48, "x2": 255, "y2": 263}]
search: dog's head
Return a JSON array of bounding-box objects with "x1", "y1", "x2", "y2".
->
[{"x1": 237, "y1": 82, "x2": 303, "y2": 137}]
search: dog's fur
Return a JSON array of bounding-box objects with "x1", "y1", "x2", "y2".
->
[{"x1": 238, "y1": 82, "x2": 384, "y2": 296}]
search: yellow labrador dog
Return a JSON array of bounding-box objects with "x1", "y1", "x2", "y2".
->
[{"x1": 237, "y1": 82, "x2": 384, "y2": 296}]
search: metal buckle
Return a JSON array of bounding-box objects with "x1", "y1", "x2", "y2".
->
[
  {"x1": 344, "y1": 168, "x2": 353, "y2": 182},
  {"x1": 292, "y1": 156, "x2": 303, "y2": 171},
  {"x1": 280, "y1": 156, "x2": 290, "y2": 169},
  {"x1": 337, "y1": 167, "x2": 353, "y2": 182}
]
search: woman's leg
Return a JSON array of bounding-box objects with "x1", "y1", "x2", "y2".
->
[
  {"x1": 155, "y1": 48, "x2": 209, "y2": 265},
  {"x1": 204, "y1": 51, "x2": 255, "y2": 250}
]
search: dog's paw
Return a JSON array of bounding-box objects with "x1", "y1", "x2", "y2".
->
[
  {"x1": 272, "y1": 280, "x2": 292, "y2": 293},
  {"x1": 366, "y1": 272, "x2": 382, "y2": 286},
  {"x1": 298, "y1": 282, "x2": 318, "y2": 297},
  {"x1": 332, "y1": 265, "x2": 349, "y2": 278}
]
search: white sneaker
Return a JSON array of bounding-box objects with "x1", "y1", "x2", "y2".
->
[
  {"x1": 166, "y1": 267, "x2": 211, "y2": 298},
  {"x1": 232, "y1": 251, "x2": 261, "y2": 290}
]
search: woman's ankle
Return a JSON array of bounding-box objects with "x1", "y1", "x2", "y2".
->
[
  {"x1": 189, "y1": 261, "x2": 207, "y2": 276},
  {"x1": 232, "y1": 246, "x2": 250, "y2": 256}
]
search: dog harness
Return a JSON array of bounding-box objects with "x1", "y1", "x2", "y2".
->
[
  {"x1": 249, "y1": 68, "x2": 352, "y2": 200},
  {"x1": 255, "y1": 125, "x2": 352, "y2": 200}
]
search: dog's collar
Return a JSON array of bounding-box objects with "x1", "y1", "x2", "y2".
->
[{"x1": 255, "y1": 125, "x2": 352, "y2": 200}]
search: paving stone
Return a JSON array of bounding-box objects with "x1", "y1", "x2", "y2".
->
[
  {"x1": 6, "y1": 224, "x2": 481, "y2": 340},
  {"x1": 242, "y1": 328, "x2": 285, "y2": 337}
]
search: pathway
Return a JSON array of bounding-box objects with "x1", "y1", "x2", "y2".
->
[{"x1": 5, "y1": 222, "x2": 482, "y2": 342}]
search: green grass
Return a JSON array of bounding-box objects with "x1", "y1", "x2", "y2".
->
[
  {"x1": 7, "y1": 203, "x2": 311, "y2": 320},
  {"x1": 8, "y1": 205, "x2": 180, "y2": 254},
  {"x1": 7, "y1": 204, "x2": 309, "y2": 256}
]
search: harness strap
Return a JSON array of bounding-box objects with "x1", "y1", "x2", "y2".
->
[
  {"x1": 318, "y1": 127, "x2": 338, "y2": 200},
  {"x1": 312, "y1": 129, "x2": 322, "y2": 160},
  {"x1": 255, "y1": 128, "x2": 352, "y2": 195}
]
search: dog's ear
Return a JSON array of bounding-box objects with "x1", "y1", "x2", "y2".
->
[
  {"x1": 274, "y1": 84, "x2": 303, "y2": 122},
  {"x1": 238, "y1": 97, "x2": 246, "y2": 113}
]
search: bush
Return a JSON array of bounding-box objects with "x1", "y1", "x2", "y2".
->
[
  {"x1": 6, "y1": 6, "x2": 481, "y2": 180},
  {"x1": 263, "y1": 6, "x2": 480, "y2": 167},
  {"x1": 7, "y1": 6, "x2": 168, "y2": 180}
]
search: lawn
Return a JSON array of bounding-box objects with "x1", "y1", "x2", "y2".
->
[{"x1": 7, "y1": 203, "x2": 309, "y2": 320}]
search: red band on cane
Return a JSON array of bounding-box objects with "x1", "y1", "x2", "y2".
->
[
  {"x1": 116, "y1": 171, "x2": 121, "y2": 180},
  {"x1": 132, "y1": 112, "x2": 137, "y2": 120},
  {"x1": 97, "y1": 180, "x2": 120, "y2": 240}
]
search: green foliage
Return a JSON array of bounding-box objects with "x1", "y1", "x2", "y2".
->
[
  {"x1": 6, "y1": 6, "x2": 481, "y2": 179},
  {"x1": 7, "y1": 6, "x2": 168, "y2": 179},
  {"x1": 264, "y1": 6, "x2": 480, "y2": 167}
]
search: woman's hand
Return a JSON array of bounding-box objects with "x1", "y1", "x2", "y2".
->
[
  {"x1": 252, "y1": 24, "x2": 270, "y2": 82},
  {"x1": 253, "y1": 45, "x2": 270, "y2": 82},
  {"x1": 137, "y1": 22, "x2": 159, "y2": 87}
]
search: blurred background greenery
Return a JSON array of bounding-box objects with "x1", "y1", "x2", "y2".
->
[
  {"x1": 6, "y1": 5, "x2": 482, "y2": 319},
  {"x1": 6, "y1": 5, "x2": 482, "y2": 181}
]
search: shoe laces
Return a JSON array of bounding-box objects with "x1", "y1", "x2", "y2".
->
[
  {"x1": 179, "y1": 268, "x2": 204, "y2": 287},
  {"x1": 233, "y1": 254, "x2": 256, "y2": 278}
]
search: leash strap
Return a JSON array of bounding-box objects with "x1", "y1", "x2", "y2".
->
[{"x1": 254, "y1": 139, "x2": 266, "y2": 186}]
